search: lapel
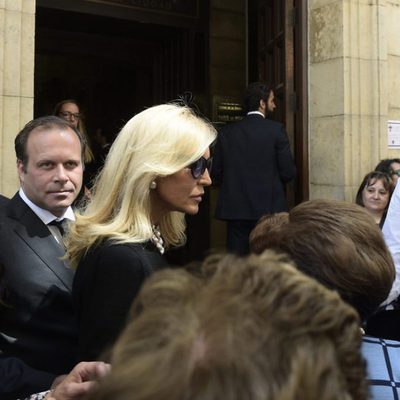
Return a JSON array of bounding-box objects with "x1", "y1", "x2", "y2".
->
[{"x1": 6, "y1": 193, "x2": 74, "y2": 291}]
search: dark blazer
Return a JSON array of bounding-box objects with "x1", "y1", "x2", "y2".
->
[
  {"x1": 73, "y1": 241, "x2": 167, "y2": 361},
  {"x1": 0, "y1": 194, "x2": 8, "y2": 205},
  {"x1": 0, "y1": 193, "x2": 77, "y2": 375},
  {"x1": 0, "y1": 194, "x2": 9, "y2": 213},
  {"x1": 0, "y1": 356, "x2": 54, "y2": 400},
  {"x1": 212, "y1": 114, "x2": 296, "y2": 220}
]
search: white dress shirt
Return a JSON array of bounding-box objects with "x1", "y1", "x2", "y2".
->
[
  {"x1": 382, "y1": 182, "x2": 400, "y2": 305},
  {"x1": 19, "y1": 188, "x2": 75, "y2": 246}
]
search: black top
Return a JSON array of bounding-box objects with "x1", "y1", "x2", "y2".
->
[{"x1": 73, "y1": 240, "x2": 167, "y2": 361}]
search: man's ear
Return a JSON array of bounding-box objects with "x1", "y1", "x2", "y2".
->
[
  {"x1": 17, "y1": 159, "x2": 26, "y2": 183},
  {"x1": 259, "y1": 99, "x2": 266, "y2": 112}
]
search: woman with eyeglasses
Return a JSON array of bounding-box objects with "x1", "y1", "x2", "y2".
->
[
  {"x1": 53, "y1": 99, "x2": 94, "y2": 162},
  {"x1": 53, "y1": 99, "x2": 96, "y2": 200},
  {"x1": 355, "y1": 171, "x2": 394, "y2": 228},
  {"x1": 66, "y1": 103, "x2": 216, "y2": 361},
  {"x1": 375, "y1": 158, "x2": 400, "y2": 185}
]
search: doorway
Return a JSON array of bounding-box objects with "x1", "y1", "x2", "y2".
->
[
  {"x1": 248, "y1": 0, "x2": 308, "y2": 205},
  {"x1": 34, "y1": 4, "x2": 210, "y2": 263},
  {"x1": 35, "y1": 6, "x2": 207, "y2": 134}
]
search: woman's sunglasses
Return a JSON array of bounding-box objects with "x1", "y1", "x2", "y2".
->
[{"x1": 188, "y1": 157, "x2": 212, "y2": 179}]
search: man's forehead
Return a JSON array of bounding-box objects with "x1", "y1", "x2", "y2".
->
[
  {"x1": 24, "y1": 126, "x2": 82, "y2": 160},
  {"x1": 27, "y1": 126, "x2": 80, "y2": 146}
]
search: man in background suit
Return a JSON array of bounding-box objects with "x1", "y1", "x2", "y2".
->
[
  {"x1": 212, "y1": 82, "x2": 296, "y2": 255},
  {"x1": 0, "y1": 116, "x2": 84, "y2": 396}
]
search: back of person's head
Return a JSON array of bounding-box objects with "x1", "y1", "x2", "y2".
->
[
  {"x1": 89, "y1": 251, "x2": 367, "y2": 400},
  {"x1": 375, "y1": 158, "x2": 400, "y2": 175},
  {"x1": 355, "y1": 170, "x2": 393, "y2": 207},
  {"x1": 244, "y1": 81, "x2": 273, "y2": 112},
  {"x1": 249, "y1": 199, "x2": 395, "y2": 321},
  {"x1": 249, "y1": 212, "x2": 289, "y2": 254},
  {"x1": 67, "y1": 103, "x2": 216, "y2": 267}
]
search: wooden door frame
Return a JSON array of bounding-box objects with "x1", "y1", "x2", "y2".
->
[
  {"x1": 294, "y1": 0, "x2": 309, "y2": 202},
  {"x1": 247, "y1": 0, "x2": 308, "y2": 204}
]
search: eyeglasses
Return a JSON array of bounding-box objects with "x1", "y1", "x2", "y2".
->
[
  {"x1": 188, "y1": 157, "x2": 212, "y2": 179},
  {"x1": 59, "y1": 111, "x2": 81, "y2": 119}
]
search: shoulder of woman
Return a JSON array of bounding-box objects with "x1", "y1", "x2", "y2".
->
[{"x1": 95, "y1": 241, "x2": 143, "y2": 258}]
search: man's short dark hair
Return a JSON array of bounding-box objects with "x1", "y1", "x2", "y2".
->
[
  {"x1": 15, "y1": 116, "x2": 85, "y2": 168},
  {"x1": 244, "y1": 81, "x2": 274, "y2": 112},
  {"x1": 375, "y1": 158, "x2": 400, "y2": 175}
]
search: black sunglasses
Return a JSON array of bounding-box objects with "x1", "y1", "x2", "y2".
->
[{"x1": 188, "y1": 157, "x2": 212, "y2": 179}]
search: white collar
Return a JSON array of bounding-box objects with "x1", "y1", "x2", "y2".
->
[
  {"x1": 19, "y1": 188, "x2": 75, "y2": 224},
  {"x1": 247, "y1": 111, "x2": 265, "y2": 118}
]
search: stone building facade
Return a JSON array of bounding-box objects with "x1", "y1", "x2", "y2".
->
[{"x1": 1, "y1": 0, "x2": 400, "y2": 204}]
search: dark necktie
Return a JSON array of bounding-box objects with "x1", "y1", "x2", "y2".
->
[{"x1": 48, "y1": 219, "x2": 66, "y2": 237}]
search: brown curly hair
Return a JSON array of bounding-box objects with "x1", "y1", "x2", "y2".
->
[{"x1": 89, "y1": 251, "x2": 367, "y2": 400}]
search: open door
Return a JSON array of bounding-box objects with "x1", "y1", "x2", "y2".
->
[{"x1": 248, "y1": 0, "x2": 308, "y2": 205}]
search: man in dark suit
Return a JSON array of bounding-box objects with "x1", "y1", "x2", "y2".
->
[
  {"x1": 0, "y1": 116, "x2": 84, "y2": 395},
  {"x1": 0, "y1": 194, "x2": 8, "y2": 204},
  {"x1": 212, "y1": 82, "x2": 296, "y2": 255}
]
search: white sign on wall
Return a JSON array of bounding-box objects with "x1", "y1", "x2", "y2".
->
[{"x1": 388, "y1": 120, "x2": 400, "y2": 149}]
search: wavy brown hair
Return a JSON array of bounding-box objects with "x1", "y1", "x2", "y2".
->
[
  {"x1": 88, "y1": 252, "x2": 367, "y2": 400},
  {"x1": 249, "y1": 199, "x2": 395, "y2": 321},
  {"x1": 249, "y1": 212, "x2": 289, "y2": 254}
]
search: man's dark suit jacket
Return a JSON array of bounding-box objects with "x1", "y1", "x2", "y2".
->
[
  {"x1": 0, "y1": 193, "x2": 78, "y2": 376},
  {"x1": 212, "y1": 114, "x2": 296, "y2": 220},
  {"x1": 0, "y1": 194, "x2": 9, "y2": 208}
]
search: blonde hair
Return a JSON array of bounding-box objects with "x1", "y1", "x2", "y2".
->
[{"x1": 67, "y1": 103, "x2": 216, "y2": 267}]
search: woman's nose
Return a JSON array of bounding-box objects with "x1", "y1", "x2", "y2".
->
[{"x1": 199, "y1": 168, "x2": 212, "y2": 186}]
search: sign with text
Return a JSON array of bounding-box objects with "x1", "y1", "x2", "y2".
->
[{"x1": 388, "y1": 120, "x2": 400, "y2": 149}]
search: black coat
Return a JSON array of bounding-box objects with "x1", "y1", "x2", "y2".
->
[
  {"x1": 212, "y1": 114, "x2": 296, "y2": 220},
  {"x1": 0, "y1": 193, "x2": 78, "y2": 376},
  {"x1": 73, "y1": 241, "x2": 167, "y2": 361}
]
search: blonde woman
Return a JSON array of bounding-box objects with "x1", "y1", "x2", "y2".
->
[{"x1": 67, "y1": 103, "x2": 216, "y2": 361}]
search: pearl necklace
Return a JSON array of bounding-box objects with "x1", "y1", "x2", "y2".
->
[{"x1": 151, "y1": 225, "x2": 165, "y2": 254}]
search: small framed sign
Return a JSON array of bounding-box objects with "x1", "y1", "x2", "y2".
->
[{"x1": 388, "y1": 120, "x2": 400, "y2": 149}]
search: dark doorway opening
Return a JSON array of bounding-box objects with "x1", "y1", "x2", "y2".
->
[
  {"x1": 35, "y1": 7, "x2": 207, "y2": 135},
  {"x1": 34, "y1": 5, "x2": 211, "y2": 264}
]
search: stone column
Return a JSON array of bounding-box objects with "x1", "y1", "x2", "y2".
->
[
  {"x1": 0, "y1": 0, "x2": 35, "y2": 196},
  {"x1": 309, "y1": 0, "x2": 394, "y2": 201}
]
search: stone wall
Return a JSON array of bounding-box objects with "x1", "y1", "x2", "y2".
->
[
  {"x1": 0, "y1": 0, "x2": 35, "y2": 197},
  {"x1": 388, "y1": 0, "x2": 400, "y2": 121},
  {"x1": 309, "y1": 0, "x2": 400, "y2": 201}
]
